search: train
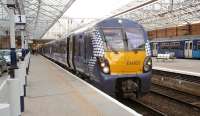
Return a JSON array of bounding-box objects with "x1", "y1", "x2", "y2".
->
[
  {"x1": 41, "y1": 18, "x2": 152, "y2": 98},
  {"x1": 150, "y1": 36, "x2": 200, "y2": 59}
]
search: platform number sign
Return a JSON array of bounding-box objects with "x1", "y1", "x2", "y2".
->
[{"x1": 15, "y1": 15, "x2": 26, "y2": 24}]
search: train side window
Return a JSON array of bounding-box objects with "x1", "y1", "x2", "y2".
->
[
  {"x1": 84, "y1": 33, "x2": 93, "y2": 59},
  {"x1": 197, "y1": 42, "x2": 200, "y2": 49},
  {"x1": 79, "y1": 36, "x2": 85, "y2": 57}
]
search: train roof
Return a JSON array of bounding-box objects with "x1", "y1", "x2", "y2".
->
[
  {"x1": 44, "y1": 18, "x2": 144, "y2": 45},
  {"x1": 96, "y1": 18, "x2": 142, "y2": 29},
  {"x1": 73, "y1": 18, "x2": 143, "y2": 34}
]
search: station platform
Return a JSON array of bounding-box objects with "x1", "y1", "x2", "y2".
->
[
  {"x1": 22, "y1": 55, "x2": 140, "y2": 116},
  {"x1": 152, "y1": 58, "x2": 200, "y2": 77}
]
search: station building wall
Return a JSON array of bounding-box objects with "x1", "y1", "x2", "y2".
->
[{"x1": 148, "y1": 23, "x2": 200, "y2": 40}]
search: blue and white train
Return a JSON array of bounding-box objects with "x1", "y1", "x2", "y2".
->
[{"x1": 150, "y1": 36, "x2": 200, "y2": 59}]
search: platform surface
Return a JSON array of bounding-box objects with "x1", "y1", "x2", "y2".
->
[
  {"x1": 22, "y1": 55, "x2": 140, "y2": 116},
  {"x1": 153, "y1": 58, "x2": 200, "y2": 76}
]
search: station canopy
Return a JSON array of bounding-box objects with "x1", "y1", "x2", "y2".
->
[
  {"x1": 115, "y1": 0, "x2": 200, "y2": 31},
  {"x1": 0, "y1": 0, "x2": 75, "y2": 39},
  {"x1": 0, "y1": 0, "x2": 200, "y2": 39}
]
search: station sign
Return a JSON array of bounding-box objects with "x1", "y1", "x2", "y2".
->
[
  {"x1": 15, "y1": 15, "x2": 26, "y2": 24},
  {"x1": 28, "y1": 40, "x2": 33, "y2": 44},
  {"x1": 15, "y1": 25, "x2": 25, "y2": 30}
]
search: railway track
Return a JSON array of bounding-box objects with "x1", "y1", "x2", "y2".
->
[
  {"x1": 118, "y1": 98, "x2": 166, "y2": 116},
  {"x1": 119, "y1": 83, "x2": 200, "y2": 116},
  {"x1": 152, "y1": 69, "x2": 200, "y2": 97},
  {"x1": 46, "y1": 56, "x2": 200, "y2": 115},
  {"x1": 152, "y1": 69, "x2": 200, "y2": 84},
  {"x1": 151, "y1": 84, "x2": 200, "y2": 109},
  {"x1": 138, "y1": 84, "x2": 200, "y2": 116}
]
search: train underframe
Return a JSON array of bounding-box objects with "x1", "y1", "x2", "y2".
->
[{"x1": 100, "y1": 72, "x2": 152, "y2": 98}]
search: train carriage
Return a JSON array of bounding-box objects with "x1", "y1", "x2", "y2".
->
[
  {"x1": 150, "y1": 36, "x2": 200, "y2": 59},
  {"x1": 41, "y1": 18, "x2": 152, "y2": 98}
]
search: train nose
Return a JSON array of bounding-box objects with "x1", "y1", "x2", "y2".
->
[{"x1": 105, "y1": 51, "x2": 146, "y2": 75}]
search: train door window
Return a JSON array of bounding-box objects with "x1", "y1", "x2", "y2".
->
[
  {"x1": 153, "y1": 43, "x2": 157, "y2": 50},
  {"x1": 75, "y1": 36, "x2": 80, "y2": 56},
  {"x1": 185, "y1": 42, "x2": 188, "y2": 49},
  {"x1": 190, "y1": 42, "x2": 192, "y2": 49},
  {"x1": 84, "y1": 35, "x2": 87, "y2": 59},
  {"x1": 78, "y1": 36, "x2": 82, "y2": 56},
  {"x1": 69, "y1": 36, "x2": 73, "y2": 55},
  {"x1": 79, "y1": 35, "x2": 84, "y2": 57}
]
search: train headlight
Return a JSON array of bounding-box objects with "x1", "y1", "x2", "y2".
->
[
  {"x1": 103, "y1": 67, "x2": 109, "y2": 74},
  {"x1": 147, "y1": 60, "x2": 152, "y2": 65},
  {"x1": 100, "y1": 62, "x2": 106, "y2": 67},
  {"x1": 143, "y1": 57, "x2": 152, "y2": 72},
  {"x1": 98, "y1": 57, "x2": 110, "y2": 74}
]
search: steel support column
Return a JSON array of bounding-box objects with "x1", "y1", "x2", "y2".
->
[{"x1": 7, "y1": 2, "x2": 17, "y2": 78}]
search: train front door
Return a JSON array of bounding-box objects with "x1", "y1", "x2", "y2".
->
[
  {"x1": 184, "y1": 41, "x2": 193, "y2": 58},
  {"x1": 152, "y1": 43, "x2": 158, "y2": 56}
]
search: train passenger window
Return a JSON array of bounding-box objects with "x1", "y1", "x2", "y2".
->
[
  {"x1": 197, "y1": 42, "x2": 200, "y2": 49},
  {"x1": 85, "y1": 34, "x2": 93, "y2": 59},
  {"x1": 174, "y1": 42, "x2": 180, "y2": 49}
]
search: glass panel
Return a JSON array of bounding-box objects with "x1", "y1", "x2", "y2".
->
[
  {"x1": 185, "y1": 43, "x2": 188, "y2": 49},
  {"x1": 103, "y1": 28, "x2": 125, "y2": 51},
  {"x1": 190, "y1": 42, "x2": 192, "y2": 49},
  {"x1": 155, "y1": 44, "x2": 157, "y2": 49},
  {"x1": 197, "y1": 42, "x2": 200, "y2": 49},
  {"x1": 125, "y1": 28, "x2": 145, "y2": 50}
]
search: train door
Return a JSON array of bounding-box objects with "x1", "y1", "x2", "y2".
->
[
  {"x1": 64, "y1": 39, "x2": 68, "y2": 67},
  {"x1": 66, "y1": 37, "x2": 70, "y2": 68},
  {"x1": 184, "y1": 41, "x2": 193, "y2": 58},
  {"x1": 68, "y1": 35, "x2": 76, "y2": 70},
  {"x1": 152, "y1": 43, "x2": 158, "y2": 56}
]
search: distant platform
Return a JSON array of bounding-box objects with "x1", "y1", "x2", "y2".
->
[
  {"x1": 22, "y1": 55, "x2": 140, "y2": 116},
  {"x1": 152, "y1": 57, "x2": 200, "y2": 77}
]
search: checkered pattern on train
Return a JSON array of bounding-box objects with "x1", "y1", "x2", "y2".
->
[
  {"x1": 145, "y1": 40, "x2": 151, "y2": 56},
  {"x1": 88, "y1": 30, "x2": 105, "y2": 73}
]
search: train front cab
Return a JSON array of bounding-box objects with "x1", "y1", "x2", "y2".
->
[{"x1": 94, "y1": 22, "x2": 152, "y2": 97}]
